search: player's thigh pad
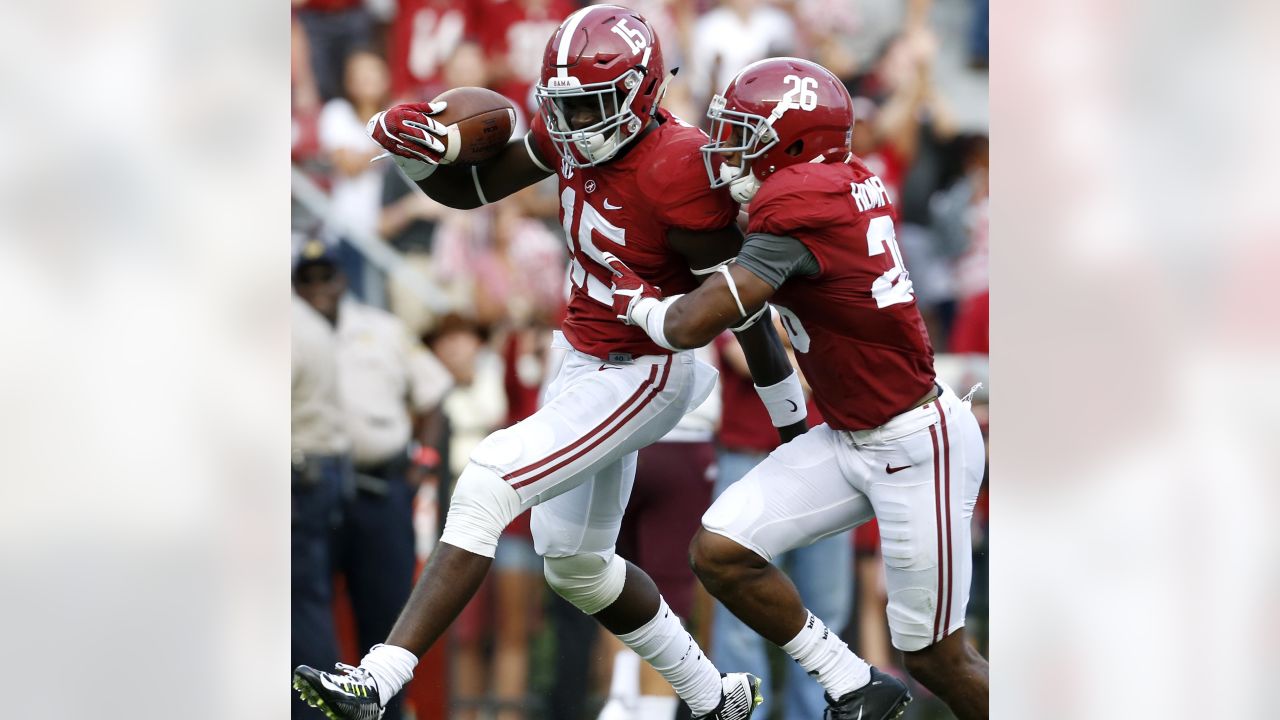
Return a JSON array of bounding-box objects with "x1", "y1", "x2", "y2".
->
[
  {"x1": 701, "y1": 424, "x2": 875, "y2": 562},
  {"x1": 531, "y1": 453, "x2": 636, "y2": 559},
  {"x1": 852, "y1": 385, "x2": 986, "y2": 651},
  {"x1": 469, "y1": 348, "x2": 696, "y2": 509},
  {"x1": 438, "y1": 463, "x2": 523, "y2": 558},
  {"x1": 542, "y1": 549, "x2": 627, "y2": 615}
]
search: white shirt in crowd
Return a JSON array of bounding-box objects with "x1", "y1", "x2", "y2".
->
[
  {"x1": 318, "y1": 98, "x2": 385, "y2": 243},
  {"x1": 689, "y1": 4, "x2": 796, "y2": 103},
  {"x1": 292, "y1": 296, "x2": 349, "y2": 457},
  {"x1": 443, "y1": 350, "x2": 508, "y2": 480},
  {"x1": 335, "y1": 298, "x2": 454, "y2": 467}
]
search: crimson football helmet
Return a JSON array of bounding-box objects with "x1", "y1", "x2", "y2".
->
[
  {"x1": 534, "y1": 5, "x2": 667, "y2": 168},
  {"x1": 702, "y1": 57, "x2": 854, "y2": 203}
]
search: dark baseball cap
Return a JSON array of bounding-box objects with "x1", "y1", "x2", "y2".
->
[{"x1": 292, "y1": 238, "x2": 340, "y2": 277}]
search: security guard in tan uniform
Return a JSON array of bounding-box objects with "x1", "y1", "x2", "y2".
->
[
  {"x1": 294, "y1": 239, "x2": 452, "y2": 720},
  {"x1": 292, "y1": 243, "x2": 351, "y2": 720}
]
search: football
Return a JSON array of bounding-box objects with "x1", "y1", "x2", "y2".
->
[{"x1": 431, "y1": 87, "x2": 517, "y2": 165}]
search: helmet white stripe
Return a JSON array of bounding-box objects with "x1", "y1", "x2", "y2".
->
[{"x1": 556, "y1": 6, "x2": 595, "y2": 79}]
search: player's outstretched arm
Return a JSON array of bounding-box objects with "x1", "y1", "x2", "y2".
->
[
  {"x1": 368, "y1": 101, "x2": 553, "y2": 210},
  {"x1": 415, "y1": 136, "x2": 552, "y2": 209},
  {"x1": 660, "y1": 263, "x2": 776, "y2": 350},
  {"x1": 609, "y1": 256, "x2": 807, "y2": 442}
]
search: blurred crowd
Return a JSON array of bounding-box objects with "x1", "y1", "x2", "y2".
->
[{"x1": 290, "y1": 1, "x2": 988, "y2": 719}]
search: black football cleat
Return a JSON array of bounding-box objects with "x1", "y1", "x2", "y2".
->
[
  {"x1": 824, "y1": 667, "x2": 912, "y2": 720},
  {"x1": 694, "y1": 672, "x2": 764, "y2": 720},
  {"x1": 293, "y1": 663, "x2": 384, "y2": 720}
]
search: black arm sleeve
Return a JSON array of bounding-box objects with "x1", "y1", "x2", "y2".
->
[{"x1": 733, "y1": 232, "x2": 820, "y2": 289}]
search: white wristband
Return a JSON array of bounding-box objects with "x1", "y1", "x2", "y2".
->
[
  {"x1": 754, "y1": 371, "x2": 807, "y2": 428},
  {"x1": 630, "y1": 295, "x2": 683, "y2": 351},
  {"x1": 394, "y1": 154, "x2": 437, "y2": 181}
]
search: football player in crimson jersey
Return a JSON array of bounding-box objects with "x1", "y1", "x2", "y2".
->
[
  {"x1": 293, "y1": 7, "x2": 800, "y2": 720},
  {"x1": 608, "y1": 57, "x2": 990, "y2": 720}
]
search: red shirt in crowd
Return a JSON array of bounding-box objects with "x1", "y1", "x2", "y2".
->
[
  {"x1": 476, "y1": 0, "x2": 578, "y2": 113},
  {"x1": 388, "y1": 0, "x2": 478, "y2": 101}
]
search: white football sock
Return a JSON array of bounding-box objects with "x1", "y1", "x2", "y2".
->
[
  {"x1": 616, "y1": 598, "x2": 722, "y2": 717},
  {"x1": 359, "y1": 643, "x2": 419, "y2": 706},
  {"x1": 637, "y1": 695, "x2": 679, "y2": 719},
  {"x1": 780, "y1": 611, "x2": 870, "y2": 701}
]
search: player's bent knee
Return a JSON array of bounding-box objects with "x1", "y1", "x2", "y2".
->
[
  {"x1": 439, "y1": 463, "x2": 523, "y2": 558},
  {"x1": 903, "y1": 633, "x2": 965, "y2": 685},
  {"x1": 543, "y1": 551, "x2": 627, "y2": 616},
  {"x1": 689, "y1": 528, "x2": 765, "y2": 588},
  {"x1": 903, "y1": 649, "x2": 945, "y2": 686}
]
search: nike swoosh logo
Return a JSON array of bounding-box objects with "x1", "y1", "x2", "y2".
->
[
  {"x1": 599, "y1": 365, "x2": 622, "y2": 371},
  {"x1": 603, "y1": 198, "x2": 622, "y2": 210},
  {"x1": 785, "y1": 399, "x2": 798, "y2": 413},
  {"x1": 885, "y1": 463, "x2": 911, "y2": 474}
]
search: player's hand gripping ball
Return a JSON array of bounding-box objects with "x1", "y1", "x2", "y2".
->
[
  {"x1": 602, "y1": 253, "x2": 662, "y2": 325},
  {"x1": 367, "y1": 87, "x2": 516, "y2": 179}
]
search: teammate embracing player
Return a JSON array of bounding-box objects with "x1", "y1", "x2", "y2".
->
[
  {"x1": 607, "y1": 57, "x2": 990, "y2": 720},
  {"x1": 293, "y1": 7, "x2": 806, "y2": 720}
]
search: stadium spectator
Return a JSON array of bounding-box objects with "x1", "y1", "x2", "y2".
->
[
  {"x1": 688, "y1": 0, "x2": 796, "y2": 111},
  {"x1": 448, "y1": 322, "x2": 558, "y2": 720},
  {"x1": 849, "y1": 26, "x2": 966, "y2": 349},
  {"x1": 310, "y1": 245, "x2": 455, "y2": 720},
  {"x1": 378, "y1": 171, "x2": 450, "y2": 337},
  {"x1": 293, "y1": 13, "x2": 323, "y2": 115},
  {"x1": 850, "y1": 27, "x2": 947, "y2": 205},
  {"x1": 293, "y1": 14, "x2": 324, "y2": 171},
  {"x1": 380, "y1": 38, "x2": 497, "y2": 335},
  {"x1": 294, "y1": 0, "x2": 377, "y2": 103},
  {"x1": 431, "y1": 194, "x2": 566, "y2": 329},
  {"x1": 319, "y1": 49, "x2": 393, "y2": 303},
  {"x1": 387, "y1": 0, "x2": 478, "y2": 103},
  {"x1": 421, "y1": 314, "x2": 527, "y2": 719},
  {"x1": 426, "y1": 315, "x2": 508, "y2": 479},
  {"x1": 476, "y1": 0, "x2": 579, "y2": 118},
  {"x1": 709, "y1": 331, "x2": 852, "y2": 720},
  {"x1": 938, "y1": 134, "x2": 989, "y2": 354},
  {"x1": 291, "y1": 241, "x2": 352, "y2": 720}
]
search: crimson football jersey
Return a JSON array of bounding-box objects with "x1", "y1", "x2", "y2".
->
[
  {"x1": 748, "y1": 157, "x2": 935, "y2": 431},
  {"x1": 529, "y1": 109, "x2": 738, "y2": 359}
]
